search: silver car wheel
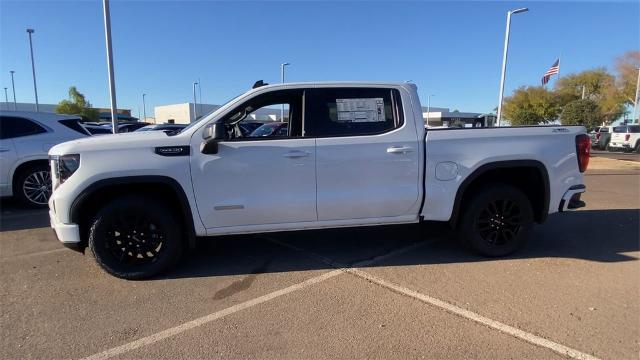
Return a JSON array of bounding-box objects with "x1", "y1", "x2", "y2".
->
[{"x1": 22, "y1": 170, "x2": 52, "y2": 205}]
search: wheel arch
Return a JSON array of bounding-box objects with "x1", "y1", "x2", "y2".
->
[
  {"x1": 11, "y1": 158, "x2": 49, "y2": 187},
  {"x1": 70, "y1": 176, "x2": 197, "y2": 251},
  {"x1": 449, "y1": 160, "x2": 550, "y2": 227}
]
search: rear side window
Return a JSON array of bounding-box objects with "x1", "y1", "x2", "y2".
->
[
  {"x1": 599, "y1": 127, "x2": 608, "y2": 133},
  {"x1": 613, "y1": 126, "x2": 626, "y2": 133},
  {"x1": 305, "y1": 88, "x2": 403, "y2": 137},
  {"x1": 628, "y1": 125, "x2": 640, "y2": 133},
  {"x1": 0, "y1": 116, "x2": 47, "y2": 139},
  {"x1": 58, "y1": 119, "x2": 90, "y2": 135}
]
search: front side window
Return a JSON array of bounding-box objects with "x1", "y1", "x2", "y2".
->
[
  {"x1": 0, "y1": 116, "x2": 47, "y2": 139},
  {"x1": 221, "y1": 89, "x2": 303, "y2": 140},
  {"x1": 304, "y1": 88, "x2": 402, "y2": 137}
]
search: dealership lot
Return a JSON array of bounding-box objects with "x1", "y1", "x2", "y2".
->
[{"x1": 0, "y1": 156, "x2": 638, "y2": 360}]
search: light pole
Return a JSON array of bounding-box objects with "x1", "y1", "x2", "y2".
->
[
  {"x1": 102, "y1": 0, "x2": 118, "y2": 133},
  {"x1": 496, "y1": 7, "x2": 529, "y2": 126},
  {"x1": 142, "y1": 93, "x2": 147, "y2": 122},
  {"x1": 633, "y1": 67, "x2": 640, "y2": 124},
  {"x1": 26, "y1": 29, "x2": 39, "y2": 112},
  {"x1": 192, "y1": 81, "x2": 198, "y2": 121},
  {"x1": 280, "y1": 62, "x2": 290, "y2": 121},
  {"x1": 3, "y1": 87, "x2": 7, "y2": 106},
  {"x1": 426, "y1": 94, "x2": 435, "y2": 127},
  {"x1": 9, "y1": 70, "x2": 17, "y2": 110}
]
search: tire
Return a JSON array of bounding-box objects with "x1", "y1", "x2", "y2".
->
[
  {"x1": 13, "y1": 163, "x2": 52, "y2": 208},
  {"x1": 457, "y1": 184, "x2": 533, "y2": 257},
  {"x1": 87, "y1": 195, "x2": 183, "y2": 280},
  {"x1": 634, "y1": 141, "x2": 640, "y2": 154}
]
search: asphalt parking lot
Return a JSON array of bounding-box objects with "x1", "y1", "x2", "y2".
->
[{"x1": 1, "y1": 157, "x2": 638, "y2": 360}]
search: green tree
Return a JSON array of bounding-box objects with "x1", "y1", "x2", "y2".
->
[
  {"x1": 502, "y1": 86, "x2": 560, "y2": 125},
  {"x1": 560, "y1": 99, "x2": 602, "y2": 129},
  {"x1": 55, "y1": 86, "x2": 100, "y2": 121},
  {"x1": 614, "y1": 51, "x2": 640, "y2": 105},
  {"x1": 554, "y1": 68, "x2": 625, "y2": 124}
]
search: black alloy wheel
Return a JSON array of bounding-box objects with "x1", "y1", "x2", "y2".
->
[
  {"x1": 474, "y1": 199, "x2": 522, "y2": 248},
  {"x1": 88, "y1": 196, "x2": 183, "y2": 279},
  {"x1": 458, "y1": 184, "x2": 533, "y2": 257}
]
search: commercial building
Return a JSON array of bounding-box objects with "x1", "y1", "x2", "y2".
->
[{"x1": 422, "y1": 107, "x2": 496, "y2": 127}]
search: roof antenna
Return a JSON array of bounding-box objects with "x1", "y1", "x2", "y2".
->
[{"x1": 252, "y1": 80, "x2": 268, "y2": 89}]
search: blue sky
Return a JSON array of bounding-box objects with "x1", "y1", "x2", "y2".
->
[{"x1": 1, "y1": 0, "x2": 638, "y2": 118}]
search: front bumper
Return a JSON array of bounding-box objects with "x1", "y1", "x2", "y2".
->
[
  {"x1": 559, "y1": 185, "x2": 586, "y2": 212},
  {"x1": 49, "y1": 209, "x2": 81, "y2": 244}
]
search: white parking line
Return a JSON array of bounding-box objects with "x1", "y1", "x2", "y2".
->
[
  {"x1": 82, "y1": 240, "x2": 429, "y2": 360},
  {"x1": 82, "y1": 269, "x2": 343, "y2": 360},
  {"x1": 270, "y1": 238, "x2": 601, "y2": 360},
  {"x1": 0, "y1": 248, "x2": 67, "y2": 261}
]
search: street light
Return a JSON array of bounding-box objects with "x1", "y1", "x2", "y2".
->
[
  {"x1": 142, "y1": 93, "x2": 147, "y2": 122},
  {"x1": 9, "y1": 70, "x2": 17, "y2": 110},
  {"x1": 426, "y1": 94, "x2": 435, "y2": 127},
  {"x1": 496, "y1": 7, "x2": 529, "y2": 126},
  {"x1": 3, "y1": 87, "x2": 7, "y2": 106},
  {"x1": 26, "y1": 29, "x2": 39, "y2": 112},
  {"x1": 102, "y1": 0, "x2": 118, "y2": 133},
  {"x1": 192, "y1": 82, "x2": 199, "y2": 121},
  {"x1": 633, "y1": 67, "x2": 640, "y2": 124},
  {"x1": 281, "y1": 62, "x2": 290, "y2": 121}
]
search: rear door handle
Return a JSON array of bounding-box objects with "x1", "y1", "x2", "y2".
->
[
  {"x1": 387, "y1": 146, "x2": 413, "y2": 154},
  {"x1": 283, "y1": 150, "x2": 310, "y2": 158}
]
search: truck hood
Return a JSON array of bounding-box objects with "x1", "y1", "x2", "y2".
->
[{"x1": 49, "y1": 131, "x2": 184, "y2": 155}]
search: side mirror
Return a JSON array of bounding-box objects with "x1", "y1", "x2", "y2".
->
[
  {"x1": 202, "y1": 123, "x2": 226, "y2": 140},
  {"x1": 201, "y1": 123, "x2": 225, "y2": 155},
  {"x1": 200, "y1": 138, "x2": 219, "y2": 155}
]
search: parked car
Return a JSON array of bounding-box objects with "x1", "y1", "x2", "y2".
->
[
  {"x1": 249, "y1": 122, "x2": 288, "y2": 137},
  {"x1": 48, "y1": 82, "x2": 589, "y2": 279},
  {"x1": 83, "y1": 124, "x2": 113, "y2": 135},
  {"x1": 99, "y1": 122, "x2": 150, "y2": 133},
  {"x1": 135, "y1": 124, "x2": 187, "y2": 132},
  {"x1": 589, "y1": 126, "x2": 612, "y2": 150},
  {"x1": 0, "y1": 111, "x2": 90, "y2": 207},
  {"x1": 609, "y1": 124, "x2": 640, "y2": 152},
  {"x1": 238, "y1": 121, "x2": 265, "y2": 136}
]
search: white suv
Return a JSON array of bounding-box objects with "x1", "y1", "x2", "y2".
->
[
  {"x1": 609, "y1": 124, "x2": 640, "y2": 153},
  {"x1": 0, "y1": 111, "x2": 90, "y2": 207}
]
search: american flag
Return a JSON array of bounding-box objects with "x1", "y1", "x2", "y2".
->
[{"x1": 541, "y1": 59, "x2": 560, "y2": 85}]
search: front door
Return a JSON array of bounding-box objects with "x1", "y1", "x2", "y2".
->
[{"x1": 190, "y1": 89, "x2": 317, "y2": 229}]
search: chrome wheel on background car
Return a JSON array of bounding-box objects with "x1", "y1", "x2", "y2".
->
[{"x1": 22, "y1": 170, "x2": 52, "y2": 206}]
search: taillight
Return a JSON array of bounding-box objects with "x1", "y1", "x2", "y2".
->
[
  {"x1": 575, "y1": 134, "x2": 590, "y2": 173},
  {"x1": 625, "y1": 134, "x2": 630, "y2": 141},
  {"x1": 596, "y1": 133, "x2": 601, "y2": 140}
]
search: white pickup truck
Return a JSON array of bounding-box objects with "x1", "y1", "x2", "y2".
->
[{"x1": 49, "y1": 82, "x2": 590, "y2": 279}]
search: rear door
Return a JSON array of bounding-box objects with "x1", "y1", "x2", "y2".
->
[{"x1": 305, "y1": 87, "x2": 420, "y2": 221}]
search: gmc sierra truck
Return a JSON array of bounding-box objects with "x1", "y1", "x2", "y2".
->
[{"x1": 48, "y1": 82, "x2": 590, "y2": 279}]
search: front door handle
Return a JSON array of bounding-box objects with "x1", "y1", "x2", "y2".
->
[
  {"x1": 283, "y1": 150, "x2": 310, "y2": 158},
  {"x1": 387, "y1": 146, "x2": 413, "y2": 154}
]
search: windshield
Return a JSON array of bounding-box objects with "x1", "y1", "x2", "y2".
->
[{"x1": 173, "y1": 91, "x2": 247, "y2": 135}]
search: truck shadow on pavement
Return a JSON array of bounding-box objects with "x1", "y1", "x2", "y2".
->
[{"x1": 165, "y1": 209, "x2": 639, "y2": 280}]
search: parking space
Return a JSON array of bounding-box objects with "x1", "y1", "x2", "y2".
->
[{"x1": 1, "y1": 157, "x2": 638, "y2": 360}]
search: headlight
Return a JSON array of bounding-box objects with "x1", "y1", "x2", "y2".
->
[{"x1": 51, "y1": 154, "x2": 80, "y2": 185}]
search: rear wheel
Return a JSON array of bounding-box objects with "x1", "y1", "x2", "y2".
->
[
  {"x1": 457, "y1": 184, "x2": 533, "y2": 257},
  {"x1": 14, "y1": 163, "x2": 51, "y2": 208},
  {"x1": 88, "y1": 196, "x2": 183, "y2": 279}
]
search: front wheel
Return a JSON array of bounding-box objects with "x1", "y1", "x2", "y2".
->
[
  {"x1": 14, "y1": 163, "x2": 52, "y2": 208},
  {"x1": 88, "y1": 196, "x2": 183, "y2": 279},
  {"x1": 457, "y1": 184, "x2": 533, "y2": 257}
]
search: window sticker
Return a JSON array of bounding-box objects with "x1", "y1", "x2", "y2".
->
[{"x1": 335, "y1": 98, "x2": 385, "y2": 122}]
